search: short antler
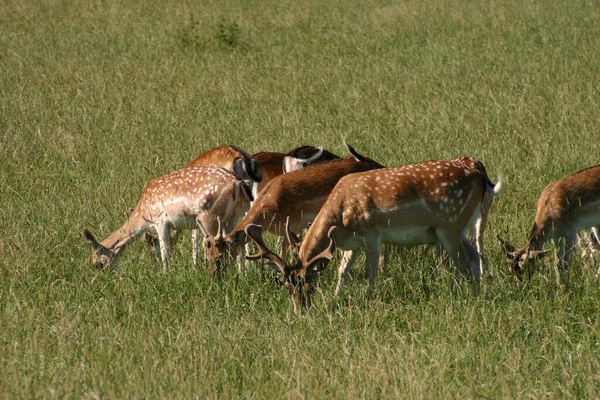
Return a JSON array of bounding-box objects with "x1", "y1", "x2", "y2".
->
[
  {"x1": 284, "y1": 216, "x2": 302, "y2": 259},
  {"x1": 215, "y1": 217, "x2": 223, "y2": 242}
]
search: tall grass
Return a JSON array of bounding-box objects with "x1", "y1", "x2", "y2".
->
[{"x1": 2, "y1": 0, "x2": 600, "y2": 397}]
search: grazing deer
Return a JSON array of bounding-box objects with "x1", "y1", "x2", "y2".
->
[
  {"x1": 498, "y1": 164, "x2": 600, "y2": 286},
  {"x1": 147, "y1": 145, "x2": 261, "y2": 266},
  {"x1": 83, "y1": 167, "x2": 252, "y2": 273},
  {"x1": 202, "y1": 143, "x2": 384, "y2": 273},
  {"x1": 245, "y1": 160, "x2": 503, "y2": 312}
]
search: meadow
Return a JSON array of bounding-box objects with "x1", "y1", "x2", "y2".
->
[{"x1": 2, "y1": 0, "x2": 600, "y2": 397}]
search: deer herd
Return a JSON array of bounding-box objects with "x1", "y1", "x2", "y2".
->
[{"x1": 83, "y1": 141, "x2": 600, "y2": 312}]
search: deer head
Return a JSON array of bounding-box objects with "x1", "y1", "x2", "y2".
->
[
  {"x1": 244, "y1": 223, "x2": 336, "y2": 312},
  {"x1": 83, "y1": 229, "x2": 119, "y2": 270}
]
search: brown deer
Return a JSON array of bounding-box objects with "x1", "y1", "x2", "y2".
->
[
  {"x1": 245, "y1": 159, "x2": 503, "y2": 312},
  {"x1": 186, "y1": 145, "x2": 262, "y2": 183},
  {"x1": 498, "y1": 164, "x2": 600, "y2": 286},
  {"x1": 252, "y1": 146, "x2": 340, "y2": 197},
  {"x1": 83, "y1": 167, "x2": 252, "y2": 273},
  {"x1": 201, "y1": 143, "x2": 384, "y2": 273},
  {"x1": 145, "y1": 145, "x2": 261, "y2": 265}
]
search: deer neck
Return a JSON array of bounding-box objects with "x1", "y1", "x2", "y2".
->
[
  {"x1": 299, "y1": 222, "x2": 332, "y2": 266},
  {"x1": 523, "y1": 221, "x2": 550, "y2": 254},
  {"x1": 100, "y1": 210, "x2": 147, "y2": 252}
]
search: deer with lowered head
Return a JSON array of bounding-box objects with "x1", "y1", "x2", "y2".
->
[
  {"x1": 201, "y1": 142, "x2": 385, "y2": 274},
  {"x1": 245, "y1": 159, "x2": 503, "y2": 312},
  {"x1": 498, "y1": 164, "x2": 600, "y2": 287},
  {"x1": 83, "y1": 166, "x2": 253, "y2": 273},
  {"x1": 166, "y1": 145, "x2": 337, "y2": 265}
]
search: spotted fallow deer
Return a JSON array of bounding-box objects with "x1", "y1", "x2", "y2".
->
[
  {"x1": 83, "y1": 167, "x2": 252, "y2": 273},
  {"x1": 145, "y1": 145, "x2": 262, "y2": 266},
  {"x1": 201, "y1": 143, "x2": 384, "y2": 273},
  {"x1": 498, "y1": 164, "x2": 600, "y2": 287},
  {"x1": 245, "y1": 160, "x2": 503, "y2": 312}
]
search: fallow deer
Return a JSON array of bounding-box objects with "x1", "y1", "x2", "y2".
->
[
  {"x1": 148, "y1": 145, "x2": 261, "y2": 265},
  {"x1": 252, "y1": 146, "x2": 340, "y2": 198},
  {"x1": 202, "y1": 143, "x2": 384, "y2": 273},
  {"x1": 282, "y1": 146, "x2": 340, "y2": 175},
  {"x1": 186, "y1": 145, "x2": 262, "y2": 183},
  {"x1": 83, "y1": 167, "x2": 252, "y2": 273},
  {"x1": 245, "y1": 160, "x2": 503, "y2": 312},
  {"x1": 498, "y1": 164, "x2": 600, "y2": 286}
]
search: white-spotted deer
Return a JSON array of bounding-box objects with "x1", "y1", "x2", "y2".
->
[
  {"x1": 498, "y1": 164, "x2": 600, "y2": 286},
  {"x1": 147, "y1": 145, "x2": 261, "y2": 266},
  {"x1": 83, "y1": 167, "x2": 252, "y2": 273},
  {"x1": 202, "y1": 143, "x2": 384, "y2": 274},
  {"x1": 245, "y1": 160, "x2": 503, "y2": 312}
]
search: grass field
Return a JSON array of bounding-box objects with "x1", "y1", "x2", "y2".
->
[{"x1": 2, "y1": 0, "x2": 600, "y2": 397}]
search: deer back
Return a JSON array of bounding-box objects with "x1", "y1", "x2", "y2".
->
[
  {"x1": 296, "y1": 160, "x2": 493, "y2": 266},
  {"x1": 186, "y1": 145, "x2": 262, "y2": 183}
]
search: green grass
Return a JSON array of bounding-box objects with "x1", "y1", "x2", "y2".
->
[{"x1": 2, "y1": 0, "x2": 600, "y2": 397}]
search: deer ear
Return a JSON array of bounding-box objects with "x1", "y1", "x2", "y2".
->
[
  {"x1": 233, "y1": 158, "x2": 247, "y2": 180},
  {"x1": 234, "y1": 181, "x2": 254, "y2": 202},
  {"x1": 83, "y1": 229, "x2": 99, "y2": 248},
  {"x1": 249, "y1": 158, "x2": 262, "y2": 182},
  {"x1": 282, "y1": 156, "x2": 297, "y2": 173}
]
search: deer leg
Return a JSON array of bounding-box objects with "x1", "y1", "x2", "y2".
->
[
  {"x1": 364, "y1": 238, "x2": 382, "y2": 296},
  {"x1": 557, "y1": 233, "x2": 576, "y2": 287},
  {"x1": 191, "y1": 229, "x2": 200, "y2": 267},
  {"x1": 156, "y1": 223, "x2": 171, "y2": 274},
  {"x1": 472, "y1": 214, "x2": 486, "y2": 278},
  {"x1": 335, "y1": 249, "x2": 359, "y2": 297},
  {"x1": 461, "y1": 234, "x2": 481, "y2": 292},
  {"x1": 589, "y1": 227, "x2": 600, "y2": 281},
  {"x1": 378, "y1": 244, "x2": 390, "y2": 276},
  {"x1": 436, "y1": 230, "x2": 468, "y2": 291}
]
